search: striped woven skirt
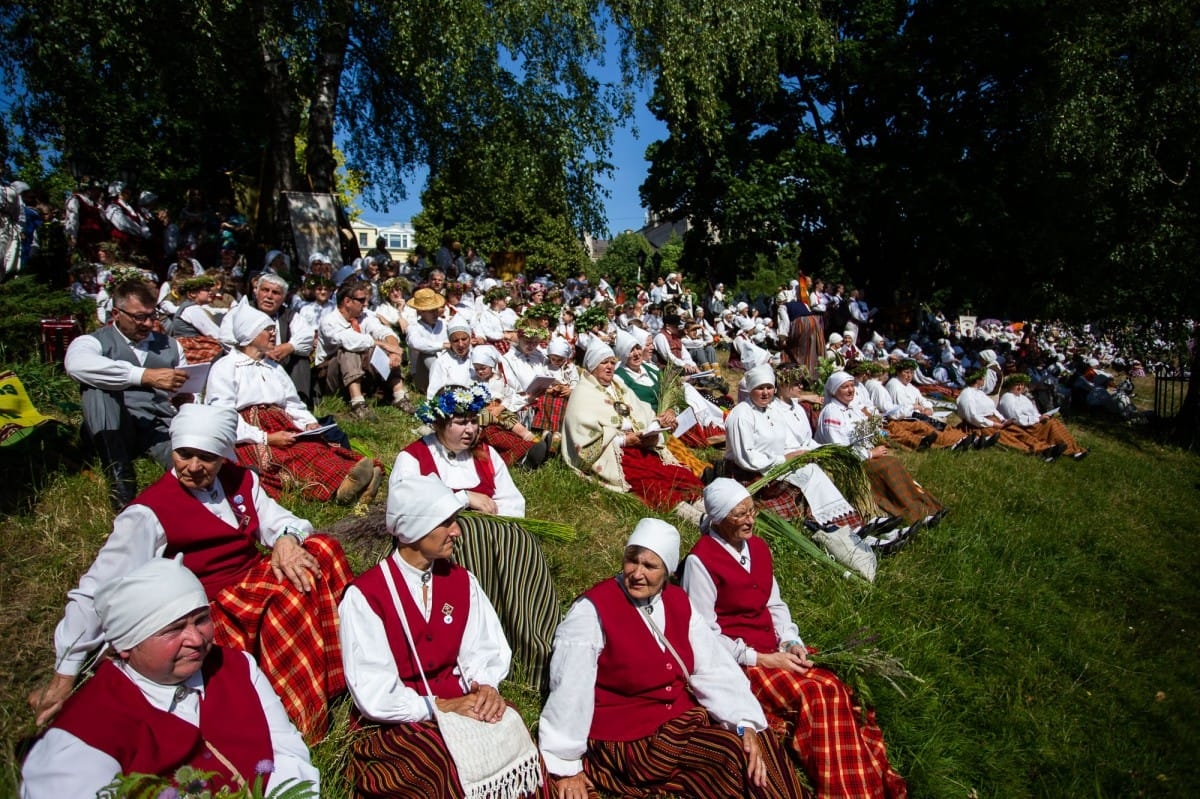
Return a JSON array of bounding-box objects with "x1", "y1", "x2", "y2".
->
[
  {"x1": 886, "y1": 419, "x2": 968, "y2": 451},
  {"x1": 453, "y1": 515, "x2": 559, "y2": 692},
  {"x1": 955, "y1": 421, "x2": 1040, "y2": 454},
  {"x1": 234, "y1": 405, "x2": 371, "y2": 501},
  {"x1": 349, "y1": 719, "x2": 551, "y2": 799},
  {"x1": 210, "y1": 534, "x2": 353, "y2": 742},
  {"x1": 748, "y1": 664, "x2": 908, "y2": 799},
  {"x1": 862, "y1": 456, "x2": 942, "y2": 524},
  {"x1": 580, "y1": 705, "x2": 807, "y2": 799}
]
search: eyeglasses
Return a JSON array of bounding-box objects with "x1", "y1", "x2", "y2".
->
[
  {"x1": 114, "y1": 306, "x2": 158, "y2": 323},
  {"x1": 347, "y1": 295, "x2": 368, "y2": 304},
  {"x1": 727, "y1": 506, "x2": 758, "y2": 522}
]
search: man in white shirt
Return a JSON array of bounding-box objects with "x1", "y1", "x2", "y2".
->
[
  {"x1": 316, "y1": 279, "x2": 409, "y2": 418},
  {"x1": 64, "y1": 279, "x2": 188, "y2": 509}
]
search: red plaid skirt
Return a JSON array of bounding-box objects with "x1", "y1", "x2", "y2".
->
[
  {"x1": 581, "y1": 706, "x2": 806, "y2": 799},
  {"x1": 178, "y1": 335, "x2": 224, "y2": 364},
  {"x1": 479, "y1": 424, "x2": 535, "y2": 466},
  {"x1": 749, "y1": 664, "x2": 908, "y2": 798},
  {"x1": 234, "y1": 405, "x2": 375, "y2": 501},
  {"x1": 530, "y1": 393, "x2": 568, "y2": 433},
  {"x1": 210, "y1": 534, "x2": 353, "y2": 742},
  {"x1": 619, "y1": 447, "x2": 703, "y2": 510}
]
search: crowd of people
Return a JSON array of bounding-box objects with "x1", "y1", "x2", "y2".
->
[{"x1": 14, "y1": 181, "x2": 1167, "y2": 798}]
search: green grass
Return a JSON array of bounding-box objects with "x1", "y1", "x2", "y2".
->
[{"x1": 2, "y1": 371, "x2": 1199, "y2": 798}]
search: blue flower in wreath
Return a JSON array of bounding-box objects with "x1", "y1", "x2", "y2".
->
[{"x1": 415, "y1": 383, "x2": 493, "y2": 424}]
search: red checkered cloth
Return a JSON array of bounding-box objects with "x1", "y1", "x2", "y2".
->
[
  {"x1": 235, "y1": 405, "x2": 378, "y2": 501},
  {"x1": 530, "y1": 393, "x2": 568, "y2": 433},
  {"x1": 177, "y1": 335, "x2": 224, "y2": 364},
  {"x1": 479, "y1": 424, "x2": 535, "y2": 466},
  {"x1": 210, "y1": 534, "x2": 353, "y2": 742},
  {"x1": 748, "y1": 664, "x2": 908, "y2": 799}
]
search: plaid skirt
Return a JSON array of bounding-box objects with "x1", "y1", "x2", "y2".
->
[
  {"x1": 749, "y1": 664, "x2": 908, "y2": 799},
  {"x1": 235, "y1": 405, "x2": 372, "y2": 501},
  {"x1": 210, "y1": 534, "x2": 353, "y2": 742},
  {"x1": 530, "y1": 393, "x2": 568, "y2": 433},
  {"x1": 727, "y1": 462, "x2": 864, "y2": 527},
  {"x1": 453, "y1": 515, "x2": 559, "y2": 692},
  {"x1": 862, "y1": 456, "x2": 942, "y2": 524},
  {"x1": 955, "y1": 422, "x2": 1040, "y2": 454},
  {"x1": 349, "y1": 717, "x2": 551, "y2": 799},
  {"x1": 178, "y1": 335, "x2": 224, "y2": 365},
  {"x1": 581, "y1": 705, "x2": 807, "y2": 799},
  {"x1": 479, "y1": 424, "x2": 536, "y2": 467},
  {"x1": 1020, "y1": 417, "x2": 1083, "y2": 455}
]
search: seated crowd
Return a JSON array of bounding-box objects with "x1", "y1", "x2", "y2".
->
[{"x1": 28, "y1": 242, "x2": 1118, "y2": 799}]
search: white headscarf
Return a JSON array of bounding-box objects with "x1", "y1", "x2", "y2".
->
[
  {"x1": 823, "y1": 370, "x2": 855, "y2": 404},
  {"x1": 94, "y1": 554, "x2": 208, "y2": 652},
  {"x1": 584, "y1": 339, "x2": 616, "y2": 372},
  {"x1": 170, "y1": 404, "x2": 237, "y2": 460},
  {"x1": 626, "y1": 518, "x2": 681, "y2": 574},
  {"x1": 613, "y1": 329, "x2": 641, "y2": 364},
  {"x1": 446, "y1": 316, "x2": 472, "y2": 336},
  {"x1": 232, "y1": 307, "x2": 274, "y2": 347},
  {"x1": 386, "y1": 475, "x2": 466, "y2": 545},
  {"x1": 741, "y1": 364, "x2": 775, "y2": 392},
  {"x1": 701, "y1": 478, "x2": 751, "y2": 531},
  {"x1": 471, "y1": 345, "x2": 501, "y2": 368},
  {"x1": 547, "y1": 338, "x2": 573, "y2": 359}
]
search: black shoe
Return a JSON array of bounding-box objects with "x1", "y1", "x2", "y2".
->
[
  {"x1": 926, "y1": 508, "x2": 949, "y2": 528},
  {"x1": 1073, "y1": 449, "x2": 1089, "y2": 462},
  {"x1": 952, "y1": 435, "x2": 972, "y2": 452},
  {"x1": 983, "y1": 432, "x2": 1001, "y2": 448},
  {"x1": 804, "y1": 518, "x2": 840, "y2": 533},
  {"x1": 918, "y1": 431, "x2": 938, "y2": 450},
  {"x1": 520, "y1": 438, "x2": 550, "y2": 469}
]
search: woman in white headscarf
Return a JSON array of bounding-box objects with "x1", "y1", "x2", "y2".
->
[
  {"x1": 538, "y1": 519, "x2": 805, "y2": 799},
  {"x1": 28, "y1": 404, "x2": 355, "y2": 742},
  {"x1": 340, "y1": 476, "x2": 549, "y2": 799},
  {"x1": 561, "y1": 339, "x2": 703, "y2": 519},
  {"x1": 681, "y1": 480, "x2": 908, "y2": 798},
  {"x1": 206, "y1": 306, "x2": 384, "y2": 504},
  {"x1": 817, "y1": 371, "x2": 946, "y2": 526}
]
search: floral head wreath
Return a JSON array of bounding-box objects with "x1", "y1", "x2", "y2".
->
[
  {"x1": 774, "y1": 363, "x2": 812, "y2": 388},
  {"x1": 575, "y1": 304, "x2": 610, "y2": 332},
  {"x1": 516, "y1": 318, "x2": 550, "y2": 340},
  {"x1": 521, "y1": 301, "x2": 559, "y2": 323},
  {"x1": 1002, "y1": 373, "x2": 1030, "y2": 391},
  {"x1": 178, "y1": 274, "x2": 217, "y2": 293},
  {"x1": 304, "y1": 274, "x2": 335, "y2": 290},
  {"x1": 897, "y1": 358, "x2": 919, "y2": 372},
  {"x1": 105, "y1": 265, "x2": 156, "y2": 288},
  {"x1": 416, "y1": 383, "x2": 492, "y2": 424},
  {"x1": 380, "y1": 277, "x2": 411, "y2": 298},
  {"x1": 484, "y1": 286, "x2": 509, "y2": 305}
]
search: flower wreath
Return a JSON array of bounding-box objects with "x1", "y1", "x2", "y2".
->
[
  {"x1": 105, "y1": 265, "x2": 156, "y2": 289},
  {"x1": 416, "y1": 383, "x2": 492, "y2": 424}
]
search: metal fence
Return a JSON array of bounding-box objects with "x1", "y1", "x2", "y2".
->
[{"x1": 1153, "y1": 374, "x2": 1189, "y2": 421}]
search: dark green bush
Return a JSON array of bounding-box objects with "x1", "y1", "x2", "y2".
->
[{"x1": 0, "y1": 277, "x2": 96, "y2": 362}]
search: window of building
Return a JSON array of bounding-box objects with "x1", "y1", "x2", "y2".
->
[
  {"x1": 387, "y1": 233, "x2": 410, "y2": 250},
  {"x1": 358, "y1": 232, "x2": 370, "y2": 247}
]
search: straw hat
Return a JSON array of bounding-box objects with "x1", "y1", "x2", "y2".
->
[{"x1": 410, "y1": 288, "x2": 446, "y2": 312}]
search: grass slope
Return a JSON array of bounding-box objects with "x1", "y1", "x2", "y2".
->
[{"x1": 2, "y1": 394, "x2": 1198, "y2": 798}]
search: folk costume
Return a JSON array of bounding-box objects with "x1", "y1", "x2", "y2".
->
[
  {"x1": 817, "y1": 373, "x2": 943, "y2": 525},
  {"x1": 393, "y1": 389, "x2": 558, "y2": 690},
  {"x1": 23, "y1": 557, "x2": 317, "y2": 799},
  {"x1": 682, "y1": 481, "x2": 908, "y2": 799},
  {"x1": 561, "y1": 341, "x2": 702, "y2": 512},
  {"x1": 724, "y1": 366, "x2": 863, "y2": 527},
  {"x1": 955, "y1": 383, "x2": 1040, "y2": 453},
  {"x1": 49, "y1": 405, "x2": 352, "y2": 741},
  {"x1": 538, "y1": 519, "x2": 805, "y2": 799},
  {"x1": 341, "y1": 477, "x2": 548, "y2": 799},
  {"x1": 883, "y1": 368, "x2": 971, "y2": 451},
  {"x1": 996, "y1": 376, "x2": 1086, "y2": 458},
  {"x1": 206, "y1": 308, "x2": 382, "y2": 503}
]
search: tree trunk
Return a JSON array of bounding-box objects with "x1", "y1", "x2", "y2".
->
[
  {"x1": 249, "y1": 0, "x2": 298, "y2": 243},
  {"x1": 1172, "y1": 321, "x2": 1199, "y2": 451},
  {"x1": 305, "y1": 0, "x2": 352, "y2": 194}
]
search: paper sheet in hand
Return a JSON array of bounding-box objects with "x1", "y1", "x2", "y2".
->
[
  {"x1": 523, "y1": 375, "x2": 557, "y2": 399},
  {"x1": 173, "y1": 362, "x2": 211, "y2": 395},
  {"x1": 296, "y1": 423, "x2": 339, "y2": 438},
  {"x1": 1044, "y1": 407, "x2": 1060, "y2": 417},
  {"x1": 683, "y1": 370, "x2": 714, "y2": 381},
  {"x1": 672, "y1": 407, "x2": 698, "y2": 438},
  {"x1": 370, "y1": 345, "x2": 392, "y2": 380}
]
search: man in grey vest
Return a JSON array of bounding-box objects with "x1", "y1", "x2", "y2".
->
[{"x1": 64, "y1": 279, "x2": 188, "y2": 510}]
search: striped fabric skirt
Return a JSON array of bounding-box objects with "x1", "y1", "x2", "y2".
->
[
  {"x1": 748, "y1": 664, "x2": 908, "y2": 799},
  {"x1": 580, "y1": 706, "x2": 807, "y2": 799},
  {"x1": 350, "y1": 718, "x2": 551, "y2": 799},
  {"x1": 235, "y1": 405, "x2": 370, "y2": 501},
  {"x1": 453, "y1": 515, "x2": 559, "y2": 692},
  {"x1": 530, "y1": 393, "x2": 568, "y2": 433},
  {"x1": 1017, "y1": 417, "x2": 1083, "y2": 455},
  {"x1": 955, "y1": 421, "x2": 1040, "y2": 454},
  {"x1": 886, "y1": 419, "x2": 969, "y2": 451},
  {"x1": 210, "y1": 534, "x2": 353, "y2": 742},
  {"x1": 862, "y1": 456, "x2": 942, "y2": 524},
  {"x1": 784, "y1": 315, "x2": 825, "y2": 378}
]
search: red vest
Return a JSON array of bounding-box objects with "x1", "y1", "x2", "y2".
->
[
  {"x1": 403, "y1": 438, "x2": 497, "y2": 498},
  {"x1": 585, "y1": 578, "x2": 697, "y2": 741},
  {"x1": 687, "y1": 535, "x2": 778, "y2": 654},
  {"x1": 352, "y1": 556, "x2": 471, "y2": 699},
  {"x1": 52, "y1": 647, "x2": 273, "y2": 792},
  {"x1": 661, "y1": 326, "x2": 685, "y2": 360},
  {"x1": 133, "y1": 465, "x2": 261, "y2": 600},
  {"x1": 73, "y1": 193, "x2": 105, "y2": 239}
]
